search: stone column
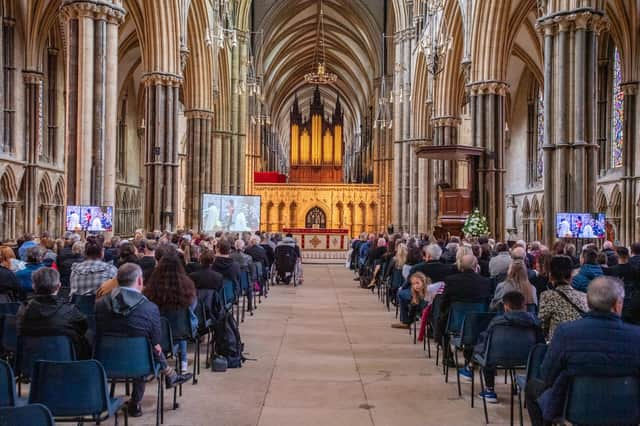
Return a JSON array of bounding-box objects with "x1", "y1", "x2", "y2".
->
[
  {"x1": 184, "y1": 109, "x2": 213, "y2": 230},
  {"x1": 237, "y1": 33, "x2": 248, "y2": 194},
  {"x1": 392, "y1": 33, "x2": 403, "y2": 231},
  {"x1": 22, "y1": 71, "x2": 44, "y2": 233},
  {"x1": 3, "y1": 202, "x2": 17, "y2": 242},
  {"x1": 61, "y1": 0, "x2": 124, "y2": 206},
  {"x1": 142, "y1": 73, "x2": 182, "y2": 231},
  {"x1": 620, "y1": 82, "x2": 638, "y2": 244},
  {"x1": 469, "y1": 81, "x2": 508, "y2": 240},
  {"x1": 537, "y1": 10, "x2": 607, "y2": 243}
]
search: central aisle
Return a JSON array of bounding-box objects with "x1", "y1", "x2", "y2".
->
[{"x1": 150, "y1": 264, "x2": 516, "y2": 425}]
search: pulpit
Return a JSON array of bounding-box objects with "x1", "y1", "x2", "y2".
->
[{"x1": 438, "y1": 189, "x2": 472, "y2": 236}]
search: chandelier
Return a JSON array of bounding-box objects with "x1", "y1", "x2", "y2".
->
[
  {"x1": 419, "y1": 0, "x2": 451, "y2": 76},
  {"x1": 304, "y1": 0, "x2": 337, "y2": 85},
  {"x1": 204, "y1": 0, "x2": 237, "y2": 49}
]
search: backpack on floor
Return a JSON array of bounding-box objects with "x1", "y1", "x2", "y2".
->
[{"x1": 211, "y1": 289, "x2": 245, "y2": 369}]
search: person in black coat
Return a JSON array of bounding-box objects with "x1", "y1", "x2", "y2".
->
[
  {"x1": 245, "y1": 235, "x2": 269, "y2": 279},
  {"x1": 95, "y1": 263, "x2": 191, "y2": 417},
  {"x1": 409, "y1": 244, "x2": 458, "y2": 284},
  {"x1": 603, "y1": 246, "x2": 640, "y2": 323},
  {"x1": 16, "y1": 267, "x2": 90, "y2": 358},
  {"x1": 438, "y1": 255, "x2": 492, "y2": 350},
  {"x1": 190, "y1": 250, "x2": 223, "y2": 313},
  {"x1": 211, "y1": 239, "x2": 241, "y2": 286},
  {"x1": 58, "y1": 241, "x2": 84, "y2": 289},
  {"x1": 138, "y1": 239, "x2": 157, "y2": 283}
]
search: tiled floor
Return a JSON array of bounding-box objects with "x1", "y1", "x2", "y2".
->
[{"x1": 133, "y1": 264, "x2": 521, "y2": 425}]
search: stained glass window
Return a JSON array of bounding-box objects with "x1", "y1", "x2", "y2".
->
[
  {"x1": 611, "y1": 47, "x2": 624, "y2": 168},
  {"x1": 536, "y1": 89, "x2": 544, "y2": 179}
]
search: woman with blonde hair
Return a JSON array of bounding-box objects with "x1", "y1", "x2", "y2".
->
[
  {"x1": 490, "y1": 259, "x2": 537, "y2": 311},
  {"x1": 0, "y1": 246, "x2": 21, "y2": 301},
  {"x1": 392, "y1": 271, "x2": 430, "y2": 329}
]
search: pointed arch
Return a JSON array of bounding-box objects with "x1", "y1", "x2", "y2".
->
[
  {"x1": 0, "y1": 167, "x2": 18, "y2": 201},
  {"x1": 38, "y1": 172, "x2": 54, "y2": 204}
]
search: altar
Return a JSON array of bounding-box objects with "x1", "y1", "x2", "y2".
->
[{"x1": 282, "y1": 228, "x2": 350, "y2": 251}]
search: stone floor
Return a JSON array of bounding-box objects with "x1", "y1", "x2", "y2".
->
[{"x1": 133, "y1": 264, "x2": 522, "y2": 425}]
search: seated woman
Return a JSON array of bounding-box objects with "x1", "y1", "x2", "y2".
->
[
  {"x1": 144, "y1": 254, "x2": 197, "y2": 373},
  {"x1": 490, "y1": 260, "x2": 538, "y2": 312},
  {"x1": 392, "y1": 271, "x2": 429, "y2": 329}
]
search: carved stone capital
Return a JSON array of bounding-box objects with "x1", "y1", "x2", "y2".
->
[
  {"x1": 141, "y1": 72, "x2": 183, "y2": 87},
  {"x1": 180, "y1": 46, "x2": 190, "y2": 74},
  {"x1": 431, "y1": 116, "x2": 461, "y2": 128},
  {"x1": 620, "y1": 81, "x2": 639, "y2": 96},
  {"x1": 468, "y1": 80, "x2": 509, "y2": 96},
  {"x1": 184, "y1": 109, "x2": 215, "y2": 120},
  {"x1": 61, "y1": 0, "x2": 125, "y2": 24},
  {"x1": 22, "y1": 70, "x2": 44, "y2": 85}
]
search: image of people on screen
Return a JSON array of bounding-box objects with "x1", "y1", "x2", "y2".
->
[
  {"x1": 201, "y1": 194, "x2": 260, "y2": 233},
  {"x1": 556, "y1": 213, "x2": 606, "y2": 239},
  {"x1": 66, "y1": 206, "x2": 113, "y2": 232}
]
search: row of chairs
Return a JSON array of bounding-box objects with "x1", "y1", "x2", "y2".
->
[{"x1": 362, "y1": 263, "x2": 640, "y2": 426}]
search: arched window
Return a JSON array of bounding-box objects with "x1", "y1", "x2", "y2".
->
[
  {"x1": 527, "y1": 80, "x2": 543, "y2": 186},
  {"x1": 610, "y1": 47, "x2": 624, "y2": 168}
]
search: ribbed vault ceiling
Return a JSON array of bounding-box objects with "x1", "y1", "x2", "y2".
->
[{"x1": 257, "y1": 0, "x2": 382, "y2": 159}]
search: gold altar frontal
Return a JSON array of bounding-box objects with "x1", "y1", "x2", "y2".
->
[{"x1": 252, "y1": 183, "x2": 380, "y2": 237}]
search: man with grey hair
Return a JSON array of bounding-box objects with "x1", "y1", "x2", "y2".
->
[
  {"x1": 16, "y1": 267, "x2": 90, "y2": 358},
  {"x1": 96, "y1": 263, "x2": 192, "y2": 417},
  {"x1": 526, "y1": 276, "x2": 640, "y2": 425},
  {"x1": 15, "y1": 246, "x2": 45, "y2": 295}
]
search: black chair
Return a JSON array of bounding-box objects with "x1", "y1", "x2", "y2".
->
[
  {"x1": 94, "y1": 335, "x2": 163, "y2": 426},
  {"x1": 0, "y1": 403, "x2": 55, "y2": 425},
  {"x1": 1, "y1": 314, "x2": 17, "y2": 362},
  {"x1": 15, "y1": 335, "x2": 76, "y2": 395},
  {"x1": 450, "y1": 312, "x2": 496, "y2": 403},
  {"x1": 28, "y1": 359, "x2": 128, "y2": 425},
  {"x1": 443, "y1": 302, "x2": 488, "y2": 383},
  {"x1": 472, "y1": 324, "x2": 539, "y2": 424},
  {"x1": 195, "y1": 300, "x2": 213, "y2": 369},
  {"x1": 163, "y1": 308, "x2": 199, "y2": 385},
  {"x1": 0, "y1": 303, "x2": 20, "y2": 315},
  {"x1": 159, "y1": 317, "x2": 180, "y2": 410},
  {"x1": 0, "y1": 359, "x2": 22, "y2": 407},
  {"x1": 560, "y1": 375, "x2": 640, "y2": 426},
  {"x1": 515, "y1": 343, "x2": 547, "y2": 425},
  {"x1": 71, "y1": 293, "x2": 96, "y2": 316}
]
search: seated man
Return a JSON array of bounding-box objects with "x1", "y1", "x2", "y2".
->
[
  {"x1": 95, "y1": 263, "x2": 192, "y2": 417},
  {"x1": 16, "y1": 267, "x2": 91, "y2": 359},
  {"x1": 15, "y1": 246, "x2": 45, "y2": 295},
  {"x1": 470, "y1": 291, "x2": 544, "y2": 402},
  {"x1": 526, "y1": 276, "x2": 640, "y2": 426}
]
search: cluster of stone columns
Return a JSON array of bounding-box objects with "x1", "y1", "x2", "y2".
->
[
  {"x1": 142, "y1": 73, "x2": 182, "y2": 231},
  {"x1": 620, "y1": 82, "x2": 638, "y2": 243},
  {"x1": 22, "y1": 71, "x2": 44, "y2": 233},
  {"x1": 61, "y1": 0, "x2": 123, "y2": 209},
  {"x1": 538, "y1": 9, "x2": 607, "y2": 243},
  {"x1": 392, "y1": 28, "x2": 421, "y2": 234},
  {"x1": 184, "y1": 109, "x2": 214, "y2": 229},
  {"x1": 469, "y1": 81, "x2": 507, "y2": 241}
]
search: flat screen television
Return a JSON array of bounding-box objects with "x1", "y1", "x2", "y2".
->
[
  {"x1": 555, "y1": 212, "x2": 606, "y2": 239},
  {"x1": 201, "y1": 193, "x2": 261, "y2": 233},
  {"x1": 66, "y1": 206, "x2": 114, "y2": 232}
]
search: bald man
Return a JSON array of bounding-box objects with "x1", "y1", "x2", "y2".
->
[{"x1": 438, "y1": 254, "x2": 492, "y2": 365}]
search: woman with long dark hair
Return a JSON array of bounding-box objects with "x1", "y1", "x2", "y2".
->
[{"x1": 144, "y1": 254, "x2": 197, "y2": 373}]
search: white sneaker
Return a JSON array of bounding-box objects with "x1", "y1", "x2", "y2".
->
[{"x1": 181, "y1": 361, "x2": 189, "y2": 373}]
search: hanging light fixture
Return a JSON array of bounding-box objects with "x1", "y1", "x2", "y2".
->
[
  {"x1": 419, "y1": 0, "x2": 451, "y2": 76},
  {"x1": 304, "y1": 0, "x2": 337, "y2": 85},
  {"x1": 204, "y1": 0, "x2": 237, "y2": 49},
  {"x1": 374, "y1": 33, "x2": 393, "y2": 130}
]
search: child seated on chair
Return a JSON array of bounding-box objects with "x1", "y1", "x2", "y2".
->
[
  {"x1": 459, "y1": 291, "x2": 544, "y2": 403},
  {"x1": 393, "y1": 272, "x2": 430, "y2": 329}
]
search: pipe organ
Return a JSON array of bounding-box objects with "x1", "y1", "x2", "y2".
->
[{"x1": 289, "y1": 86, "x2": 344, "y2": 183}]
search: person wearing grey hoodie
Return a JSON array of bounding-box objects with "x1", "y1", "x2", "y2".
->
[{"x1": 95, "y1": 263, "x2": 192, "y2": 417}]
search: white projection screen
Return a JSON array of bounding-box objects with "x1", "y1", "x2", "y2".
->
[{"x1": 201, "y1": 193, "x2": 261, "y2": 233}]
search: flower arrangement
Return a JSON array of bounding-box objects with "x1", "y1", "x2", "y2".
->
[{"x1": 462, "y1": 208, "x2": 489, "y2": 237}]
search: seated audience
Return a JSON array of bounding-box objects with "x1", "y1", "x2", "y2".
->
[
  {"x1": 115, "y1": 242, "x2": 139, "y2": 268},
  {"x1": 409, "y1": 244, "x2": 457, "y2": 300},
  {"x1": 467, "y1": 291, "x2": 544, "y2": 402},
  {"x1": 490, "y1": 260, "x2": 538, "y2": 311},
  {"x1": 212, "y1": 239, "x2": 241, "y2": 287},
  {"x1": 571, "y1": 247, "x2": 603, "y2": 292},
  {"x1": 601, "y1": 240, "x2": 618, "y2": 267},
  {"x1": 392, "y1": 271, "x2": 429, "y2": 329},
  {"x1": 531, "y1": 252, "x2": 552, "y2": 298},
  {"x1": 95, "y1": 263, "x2": 192, "y2": 417},
  {"x1": 16, "y1": 268, "x2": 90, "y2": 358},
  {"x1": 630, "y1": 242, "x2": 640, "y2": 270},
  {"x1": 0, "y1": 245, "x2": 21, "y2": 302},
  {"x1": 70, "y1": 237, "x2": 117, "y2": 295},
  {"x1": 538, "y1": 255, "x2": 588, "y2": 340},
  {"x1": 189, "y1": 250, "x2": 224, "y2": 313},
  {"x1": 526, "y1": 276, "x2": 640, "y2": 426},
  {"x1": 18, "y1": 234, "x2": 37, "y2": 261},
  {"x1": 16, "y1": 246, "x2": 46, "y2": 295}
]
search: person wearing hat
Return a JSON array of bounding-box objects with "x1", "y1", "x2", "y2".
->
[{"x1": 538, "y1": 255, "x2": 589, "y2": 340}]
